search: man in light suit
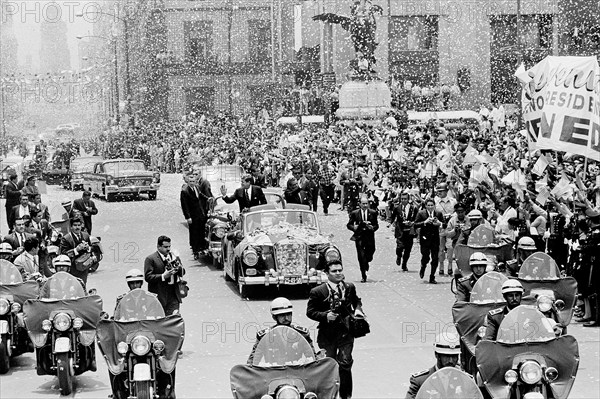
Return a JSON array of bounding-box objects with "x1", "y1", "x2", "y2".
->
[
  {"x1": 13, "y1": 237, "x2": 47, "y2": 280},
  {"x1": 389, "y1": 191, "x2": 419, "y2": 271},
  {"x1": 72, "y1": 191, "x2": 98, "y2": 234},
  {"x1": 220, "y1": 174, "x2": 267, "y2": 212},
  {"x1": 413, "y1": 198, "x2": 444, "y2": 284},
  {"x1": 60, "y1": 218, "x2": 93, "y2": 284},
  {"x1": 347, "y1": 195, "x2": 379, "y2": 282}
]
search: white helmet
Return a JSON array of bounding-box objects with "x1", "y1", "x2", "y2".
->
[
  {"x1": 53, "y1": 255, "x2": 72, "y2": 268},
  {"x1": 0, "y1": 243, "x2": 12, "y2": 254},
  {"x1": 434, "y1": 332, "x2": 461, "y2": 355},
  {"x1": 469, "y1": 252, "x2": 488, "y2": 267},
  {"x1": 501, "y1": 279, "x2": 524, "y2": 295},
  {"x1": 517, "y1": 236, "x2": 537, "y2": 251},
  {"x1": 125, "y1": 269, "x2": 144, "y2": 283},
  {"x1": 270, "y1": 297, "x2": 293, "y2": 316}
]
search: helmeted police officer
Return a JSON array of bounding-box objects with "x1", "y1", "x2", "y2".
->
[
  {"x1": 38, "y1": 255, "x2": 86, "y2": 298},
  {"x1": 483, "y1": 280, "x2": 523, "y2": 340},
  {"x1": 405, "y1": 332, "x2": 461, "y2": 399},
  {"x1": 0, "y1": 242, "x2": 13, "y2": 261},
  {"x1": 505, "y1": 236, "x2": 537, "y2": 276},
  {"x1": 455, "y1": 252, "x2": 489, "y2": 302},
  {"x1": 247, "y1": 297, "x2": 314, "y2": 365},
  {"x1": 114, "y1": 268, "x2": 146, "y2": 313}
]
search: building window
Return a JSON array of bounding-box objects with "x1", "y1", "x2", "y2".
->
[
  {"x1": 248, "y1": 20, "x2": 271, "y2": 64},
  {"x1": 389, "y1": 16, "x2": 438, "y2": 52},
  {"x1": 185, "y1": 87, "x2": 215, "y2": 115},
  {"x1": 184, "y1": 21, "x2": 213, "y2": 63},
  {"x1": 490, "y1": 14, "x2": 553, "y2": 50}
]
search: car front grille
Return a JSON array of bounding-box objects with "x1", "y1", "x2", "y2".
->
[{"x1": 274, "y1": 239, "x2": 308, "y2": 275}]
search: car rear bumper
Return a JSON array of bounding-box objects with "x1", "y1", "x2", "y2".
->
[
  {"x1": 239, "y1": 273, "x2": 326, "y2": 286},
  {"x1": 106, "y1": 183, "x2": 160, "y2": 193}
]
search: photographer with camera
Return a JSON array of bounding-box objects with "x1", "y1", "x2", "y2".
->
[
  {"x1": 445, "y1": 203, "x2": 471, "y2": 275},
  {"x1": 144, "y1": 236, "x2": 186, "y2": 315}
]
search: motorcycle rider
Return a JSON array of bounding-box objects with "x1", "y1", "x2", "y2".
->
[
  {"x1": 38, "y1": 255, "x2": 86, "y2": 298},
  {"x1": 247, "y1": 297, "x2": 314, "y2": 365},
  {"x1": 0, "y1": 242, "x2": 13, "y2": 261},
  {"x1": 405, "y1": 332, "x2": 462, "y2": 399},
  {"x1": 455, "y1": 252, "x2": 489, "y2": 302},
  {"x1": 483, "y1": 280, "x2": 524, "y2": 340},
  {"x1": 504, "y1": 236, "x2": 537, "y2": 276}
]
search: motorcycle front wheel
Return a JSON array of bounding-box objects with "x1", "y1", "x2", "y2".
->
[
  {"x1": 135, "y1": 380, "x2": 153, "y2": 399},
  {"x1": 0, "y1": 337, "x2": 10, "y2": 374},
  {"x1": 56, "y1": 353, "x2": 73, "y2": 395}
]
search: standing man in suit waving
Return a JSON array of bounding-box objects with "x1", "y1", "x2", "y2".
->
[
  {"x1": 347, "y1": 195, "x2": 379, "y2": 282},
  {"x1": 414, "y1": 198, "x2": 444, "y2": 284},
  {"x1": 307, "y1": 262, "x2": 364, "y2": 399},
  {"x1": 220, "y1": 174, "x2": 267, "y2": 212}
]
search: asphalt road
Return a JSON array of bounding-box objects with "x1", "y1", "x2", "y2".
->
[{"x1": 1, "y1": 173, "x2": 599, "y2": 398}]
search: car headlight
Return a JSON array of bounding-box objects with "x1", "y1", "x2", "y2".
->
[
  {"x1": 117, "y1": 341, "x2": 129, "y2": 355},
  {"x1": 324, "y1": 247, "x2": 341, "y2": 262},
  {"x1": 276, "y1": 385, "x2": 301, "y2": 399},
  {"x1": 536, "y1": 296, "x2": 554, "y2": 313},
  {"x1": 504, "y1": 369, "x2": 518, "y2": 384},
  {"x1": 152, "y1": 340, "x2": 165, "y2": 354},
  {"x1": 53, "y1": 313, "x2": 72, "y2": 331},
  {"x1": 11, "y1": 303, "x2": 21, "y2": 313},
  {"x1": 131, "y1": 335, "x2": 151, "y2": 356},
  {"x1": 520, "y1": 361, "x2": 543, "y2": 384},
  {"x1": 214, "y1": 227, "x2": 226, "y2": 238},
  {"x1": 0, "y1": 298, "x2": 9, "y2": 315},
  {"x1": 243, "y1": 248, "x2": 259, "y2": 266}
]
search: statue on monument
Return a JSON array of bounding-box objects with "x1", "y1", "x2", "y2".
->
[{"x1": 313, "y1": 0, "x2": 383, "y2": 78}]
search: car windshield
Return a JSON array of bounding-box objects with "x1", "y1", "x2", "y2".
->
[
  {"x1": 104, "y1": 161, "x2": 147, "y2": 176},
  {"x1": 0, "y1": 261, "x2": 23, "y2": 285},
  {"x1": 470, "y1": 272, "x2": 507, "y2": 304},
  {"x1": 244, "y1": 210, "x2": 317, "y2": 233},
  {"x1": 71, "y1": 158, "x2": 101, "y2": 172},
  {"x1": 211, "y1": 196, "x2": 239, "y2": 214},
  {"x1": 200, "y1": 165, "x2": 243, "y2": 182},
  {"x1": 518, "y1": 252, "x2": 561, "y2": 280},
  {"x1": 113, "y1": 289, "x2": 165, "y2": 321},
  {"x1": 40, "y1": 272, "x2": 86, "y2": 299},
  {"x1": 496, "y1": 305, "x2": 556, "y2": 344},
  {"x1": 251, "y1": 325, "x2": 315, "y2": 367}
]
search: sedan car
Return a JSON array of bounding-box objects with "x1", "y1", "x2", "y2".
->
[
  {"x1": 82, "y1": 158, "x2": 160, "y2": 202},
  {"x1": 222, "y1": 207, "x2": 341, "y2": 297},
  {"x1": 65, "y1": 156, "x2": 103, "y2": 190}
]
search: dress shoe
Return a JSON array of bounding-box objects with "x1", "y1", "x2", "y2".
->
[
  {"x1": 419, "y1": 267, "x2": 425, "y2": 279},
  {"x1": 576, "y1": 317, "x2": 593, "y2": 323},
  {"x1": 402, "y1": 266, "x2": 408, "y2": 272},
  {"x1": 583, "y1": 320, "x2": 599, "y2": 327},
  {"x1": 361, "y1": 278, "x2": 367, "y2": 283},
  {"x1": 429, "y1": 278, "x2": 437, "y2": 284},
  {"x1": 439, "y1": 270, "x2": 445, "y2": 276},
  {"x1": 396, "y1": 257, "x2": 401, "y2": 266}
]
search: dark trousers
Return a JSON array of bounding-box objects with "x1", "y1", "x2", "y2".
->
[
  {"x1": 420, "y1": 239, "x2": 439, "y2": 278},
  {"x1": 395, "y1": 234, "x2": 414, "y2": 267},
  {"x1": 189, "y1": 216, "x2": 207, "y2": 253},
  {"x1": 355, "y1": 240, "x2": 374, "y2": 280},
  {"x1": 320, "y1": 184, "x2": 335, "y2": 214},
  {"x1": 163, "y1": 299, "x2": 181, "y2": 316},
  {"x1": 321, "y1": 339, "x2": 354, "y2": 399},
  {"x1": 308, "y1": 186, "x2": 319, "y2": 212}
]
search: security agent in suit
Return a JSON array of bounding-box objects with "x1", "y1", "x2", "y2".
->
[
  {"x1": 220, "y1": 174, "x2": 267, "y2": 212},
  {"x1": 72, "y1": 191, "x2": 98, "y2": 234},
  {"x1": 3, "y1": 217, "x2": 35, "y2": 259},
  {"x1": 60, "y1": 218, "x2": 94, "y2": 284},
  {"x1": 307, "y1": 262, "x2": 364, "y2": 399},
  {"x1": 181, "y1": 170, "x2": 213, "y2": 259},
  {"x1": 4, "y1": 174, "x2": 21, "y2": 229},
  {"x1": 347, "y1": 196, "x2": 379, "y2": 282},
  {"x1": 413, "y1": 198, "x2": 444, "y2": 284},
  {"x1": 144, "y1": 235, "x2": 185, "y2": 316},
  {"x1": 389, "y1": 191, "x2": 418, "y2": 271},
  {"x1": 405, "y1": 333, "x2": 462, "y2": 399},
  {"x1": 8, "y1": 194, "x2": 31, "y2": 233}
]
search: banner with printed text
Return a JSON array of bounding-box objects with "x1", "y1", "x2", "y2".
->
[{"x1": 519, "y1": 56, "x2": 600, "y2": 161}]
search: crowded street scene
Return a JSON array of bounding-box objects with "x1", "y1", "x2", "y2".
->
[{"x1": 1, "y1": 0, "x2": 600, "y2": 398}]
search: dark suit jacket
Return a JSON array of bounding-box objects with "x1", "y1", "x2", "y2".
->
[
  {"x1": 390, "y1": 203, "x2": 419, "y2": 239},
  {"x1": 4, "y1": 181, "x2": 21, "y2": 209},
  {"x1": 60, "y1": 231, "x2": 92, "y2": 282},
  {"x1": 413, "y1": 209, "x2": 444, "y2": 243},
  {"x1": 222, "y1": 185, "x2": 267, "y2": 212},
  {"x1": 347, "y1": 208, "x2": 379, "y2": 244},
  {"x1": 180, "y1": 179, "x2": 213, "y2": 220},
  {"x1": 3, "y1": 232, "x2": 35, "y2": 250},
  {"x1": 72, "y1": 198, "x2": 98, "y2": 234},
  {"x1": 144, "y1": 251, "x2": 185, "y2": 310},
  {"x1": 8, "y1": 204, "x2": 31, "y2": 231},
  {"x1": 306, "y1": 281, "x2": 362, "y2": 345}
]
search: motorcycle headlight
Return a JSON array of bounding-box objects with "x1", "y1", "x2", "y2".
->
[
  {"x1": 214, "y1": 227, "x2": 226, "y2": 238},
  {"x1": 304, "y1": 393, "x2": 317, "y2": 399},
  {"x1": 324, "y1": 247, "x2": 341, "y2": 262},
  {"x1": 131, "y1": 335, "x2": 151, "y2": 356},
  {"x1": 117, "y1": 341, "x2": 129, "y2": 355},
  {"x1": 53, "y1": 313, "x2": 72, "y2": 331},
  {"x1": 276, "y1": 385, "x2": 301, "y2": 399},
  {"x1": 42, "y1": 319, "x2": 52, "y2": 332},
  {"x1": 536, "y1": 296, "x2": 553, "y2": 313},
  {"x1": 243, "y1": 248, "x2": 259, "y2": 266},
  {"x1": 152, "y1": 339, "x2": 165, "y2": 354},
  {"x1": 504, "y1": 369, "x2": 518, "y2": 383},
  {"x1": 72, "y1": 317, "x2": 83, "y2": 329},
  {"x1": 11, "y1": 303, "x2": 21, "y2": 313},
  {"x1": 520, "y1": 361, "x2": 543, "y2": 384},
  {"x1": 0, "y1": 298, "x2": 10, "y2": 315},
  {"x1": 544, "y1": 367, "x2": 558, "y2": 382}
]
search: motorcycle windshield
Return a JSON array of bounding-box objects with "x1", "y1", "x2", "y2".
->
[
  {"x1": 251, "y1": 325, "x2": 315, "y2": 368},
  {"x1": 39, "y1": 272, "x2": 85, "y2": 299},
  {"x1": 497, "y1": 306, "x2": 556, "y2": 344},
  {"x1": 0, "y1": 260, "x2": 24, "y2": 284},
  {"x1": 518, "y1": 277, "x2": 578, "y2": 326},
  {"x1": 518, "y1": 252, "x2": 561, "y2": 280},
  {"x1": 467, "y1": 226, "x2": 495, "y2": 247},
  {"x1": 454, "y1": 244, "x2": 513, "y2": 277},
  {"x1": 452, "y1": 301, "x2": 504, "y2": 356},
  {"x1": 415, "y1": 367, "x2": 483, "y2": 399},
  {"x1": 113, "y1": 289, "x2": 165, "y2": 321},
  {"x1": 470, "y1": 272, "x2": 508, "y2": 304}
]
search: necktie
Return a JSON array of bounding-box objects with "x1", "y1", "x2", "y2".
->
[
  {"x1": 337, "y1": 283, "x2": 343, "y2": 299},
  {"x1": 363, "y1": 211, "x2": 367, "y2": 221},
  {"x1": 193, "y1": 187, "x2": 199, "y2": 198},
  {"x1": 244, "y1": 189, "x2": 250, "y2": 204},
  {"x1": 20, "y1": 234, "x2": 25, "y2": 246},
  {"x1": 404, "y1": 205, "x2": 409, "y2": 218}
]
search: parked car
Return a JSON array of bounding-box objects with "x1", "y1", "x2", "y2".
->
[
  {"x1": 82, "y1": 158, "x2": 160, "y2": 202},
  {"x1": 41, "y1": 157, "x2": 69, "y2": 185},
  {"x1": 65, "y1": 156, "x2": 103, "y2": 190},
  {"x1": 222, "y1": 206, "x2": 341, "y2": 297}
]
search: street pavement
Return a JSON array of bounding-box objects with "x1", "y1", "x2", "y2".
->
[{"x1": 1, "y1": 173, "x2": 599, "y2": 398}]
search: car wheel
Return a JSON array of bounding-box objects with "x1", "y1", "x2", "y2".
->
[
  {"x1": 148, "y1": 191, "x2": 157, "y2": 200},
  {"x1": 212, "y1": 254, "x2": 222, "y2": 268},
  {"x1": 106, "y1": 193, "x2": 116, "y2": 202},
  {"x1": 0, "y1": 337, "x2": 10, "y2": 374}
]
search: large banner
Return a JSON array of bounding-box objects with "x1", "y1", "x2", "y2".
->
[{"x1": 518, "y1": 56, "x2": 600, "y2": 161}]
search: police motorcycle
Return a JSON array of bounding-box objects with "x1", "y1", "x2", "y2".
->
[
  {"x1": 97, "y1": 289, "x2": 185, "y2": 399},
  {"x1": 415, "y1": 367, "x2": 484, "y2": 399},
  {"x1": 517, "y1": 252, "x2": 577, "y2": 334},
  {"x1": 454, "y1": 225, "x2": 514, "y2": 278},
  {"x1": 23, "y1": 270, "x2": 103, "y2": 395},
  {"x1": 452, "y1": 270, "x2": 508, "y2": 375},
  {"x1": 0, "y1": 260, "x2": 39, "y2": 373},
  {"x1": 476, "y1": 305, "x2": 579, "y2": 399},
  {"x1": 230, "y1": 325, "x2": 340, "y2": 399}
]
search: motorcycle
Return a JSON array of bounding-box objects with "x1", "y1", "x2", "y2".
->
[
  {"x1": 0, "y1": 261, "x2": 39, "y2": 374},
  {"x1": 415, "y1": 366, "x2": 484, "y2": 399},
  {"x1": 476, "y1": 305, "x2": 579, "y2": 399},
  {"x1": 97, "y1": 289, "x2": 185, "y2": 399},
  {"x1": 454, "y1": 225, "x2": 514, "y2": 278},
  {"x1": 23, "y1": 272, "x2": 103, "y2": 395},
  {"x1": 230, "y1": 325, "x2": 339, "y2": 399},
  {"x1": 452, "y1": 271, "x2": 508, "y2": 375}
]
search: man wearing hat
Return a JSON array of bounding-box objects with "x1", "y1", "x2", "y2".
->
[{"x1": 434, "y1": 183, "x2": 456, "y2": 275}]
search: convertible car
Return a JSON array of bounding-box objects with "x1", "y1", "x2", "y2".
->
[{"x1": 222, "y1": 206, "x2": 341, "y2": 297}]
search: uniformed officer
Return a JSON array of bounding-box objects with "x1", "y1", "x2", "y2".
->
[
  {"x1": 0, "y1": 242, "x2": 13, "y2": 261},
  {"x1": 38, "y1": 255, "x2": 86, "y2": 298},
  {"x1": 455, "y1": 252, "x2": 489, "y2": 302},
  {"x1": 114, "y1": 268, "x2": 145, "y2": 313},
  {"x1": 247, "y1": 297, "x2": 314, "y2": 365},
  {"x1": 483, "y1": 279, "x2": 523, "y2": 340},
  {"x1": 581, "y1": 209, "x2": 600, "y2": 327},
  {"x1": 405, "y1": 332, "x2": 461, "y2": 399}
]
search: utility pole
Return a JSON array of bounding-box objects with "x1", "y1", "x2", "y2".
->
[{"x1": 0, "y1": 81, "x2": 6, "y2": 138}]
